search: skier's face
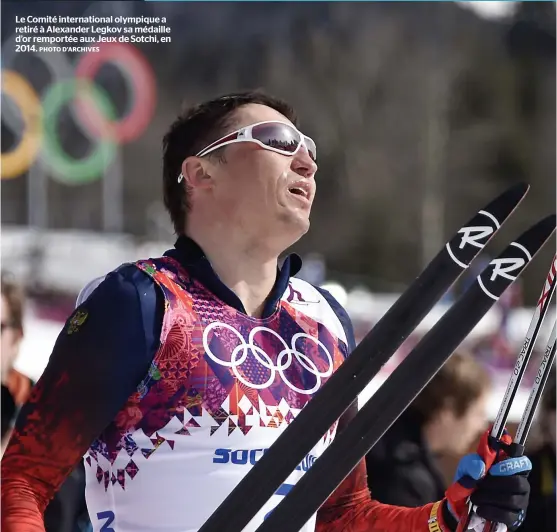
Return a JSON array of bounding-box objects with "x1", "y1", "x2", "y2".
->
[{"x1": 182, "y1": 104, "x2": 318, "y2": 251}]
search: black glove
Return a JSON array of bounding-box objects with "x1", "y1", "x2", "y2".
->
[
  {"x1": 444, "y1": 454, "x2": 531, "y2": 531},
  {"x1": 470, "y1": 469, "x2": 530, "y2": 530}
]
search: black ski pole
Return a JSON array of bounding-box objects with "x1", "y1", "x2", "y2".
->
[
  {"x1": 459, "y1": 256, "x2": 556, "y2": 532},
  {"x1": 478, "y1": 321, "x2": 556, "y2": 532}
]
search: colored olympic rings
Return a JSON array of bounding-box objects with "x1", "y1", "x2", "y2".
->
[
  {"x1": 74, "y1": 42, "x2": 157, "y2": 144},
  {"x1": 41, "y1": 80, "x2": 117, "y2": 184},
  {"x1": 1, "y1": 41, "x2": 157, "y2": 183},
  {"x1": 1, "y1": 71, "x2": 42, "y2": 179}
]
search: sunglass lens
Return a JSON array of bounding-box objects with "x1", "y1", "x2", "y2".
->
[
  {"x1": 252, "y1": 123, "x2": 300, "y2": 154},
  {"x1": 304, "y1": 137, "x2": 317, "y2": 161}
]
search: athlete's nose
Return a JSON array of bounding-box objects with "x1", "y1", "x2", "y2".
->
[{"x1": 291, "y1": 146, "x2": 317, "y2": 179}]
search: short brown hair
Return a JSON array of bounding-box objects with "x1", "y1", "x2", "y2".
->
[
  {"x1": 410, "y1": 350, "x2": 491, "y2": 424},
  {"x1": 162, "y1": 90, "x2": 298, "y2": 235},
  {"x1": 1, "y1": 273, "x2": 25, "y2": 335}
]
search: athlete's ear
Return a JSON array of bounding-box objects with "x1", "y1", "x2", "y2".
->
[{"x1": 181, "y1": 156, "x2": 215, "y2": 190}]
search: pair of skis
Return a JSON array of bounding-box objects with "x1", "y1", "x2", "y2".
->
[
  {"x1": 198, "y1": 182, "x2": 555, "y2": 532},
  {"x1": 457, "y1": 253, "x2": 557, "y2": 532}
]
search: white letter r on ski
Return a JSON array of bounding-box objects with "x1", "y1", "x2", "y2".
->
[
  {"x1": 458, "y1": 226, "x2": 494, "y2": 249},
  {"x1": 489, "y1": 258, "x2": 526, "y2": 281}
]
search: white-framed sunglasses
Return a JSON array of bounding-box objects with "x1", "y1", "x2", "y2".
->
[{"x1": 177, "y1": 121, "x2": 317, "y2": 183}]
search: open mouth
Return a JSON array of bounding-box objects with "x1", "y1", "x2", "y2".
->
[{"x1": 288, "y1": 185, "x2": 310, "y2": 200}]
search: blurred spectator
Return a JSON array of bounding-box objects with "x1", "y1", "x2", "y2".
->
[
  {"x1": 1, "y1": 272, "x2": 33, "y2": 451},
  {"x1": 1, "y1": 273, "x2": 33, "y2": 422},
  {"x1": 365, "y1": 350, "x2": 491, "y2": 507},
  {"x1": 519, "y1": 369, "x2": 555, "y2": 532},
  {"x1": 0, "y1": 272, "x2": 92, "y2": 532}
]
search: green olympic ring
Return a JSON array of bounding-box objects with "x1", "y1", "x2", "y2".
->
[{"x1": 41, "y1": 80, "x2": 117, "y2": 185}]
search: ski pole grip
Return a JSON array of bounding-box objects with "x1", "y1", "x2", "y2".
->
[
  {"x1": 502, "y1": 442, "x2": 525, "y2": 458},
  {"x1": 487, "y1": 435, "x2": 525, "y2": 459}
]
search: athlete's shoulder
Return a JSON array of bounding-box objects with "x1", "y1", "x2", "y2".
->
[
  {"x1": 75, "y1": 261, "x2": 159, "y2": 307},
  {"x1": 282, "y1": 277, "x2": 356, "y2": 353},
  {"x1": 314, "y1": 284, "x2": 356, "y2": 353}
]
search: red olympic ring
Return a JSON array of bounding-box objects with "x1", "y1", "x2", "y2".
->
[{"x1": 74, "y1": 42, "x2": 156, "y2": 144}]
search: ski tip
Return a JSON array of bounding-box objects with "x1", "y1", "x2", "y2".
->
[
  {"x1": 498, "y1": 182, "x2": 530, "y2": 205},
  {"x1": 482, "y1": 183, "x2": 530, "y2": 223},
  {"x1": 476, "y1": 215, "x2": 556, "y2": 301},
  {"x1": 517, "y1": 214, "x2": 556, "y2": 252},
  {"x1": 536, "y1": 214, "x2": 557, "y2": 233},
  {"x1": 444, "y1": 183, "x2": 531, "y2": 270},
  {"x1": 507, "y1": 182, "x2": 530, "y2": 197}
]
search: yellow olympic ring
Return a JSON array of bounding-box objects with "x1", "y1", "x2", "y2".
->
[{"x1": 1, "y1": 70, "x2": 42, "y2": 179}]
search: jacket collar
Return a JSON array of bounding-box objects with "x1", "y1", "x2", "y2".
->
[{"x1": 164, "y1": 235, "x2": 302, "y2": 318}]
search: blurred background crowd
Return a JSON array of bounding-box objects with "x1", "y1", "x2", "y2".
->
[{"x1": 1, "y1": 1, "x2": 556, "y2": 531}]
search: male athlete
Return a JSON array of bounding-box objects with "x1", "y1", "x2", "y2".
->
[{"x1": 1, "y1": 91, "x2": 531, "y2": 532}]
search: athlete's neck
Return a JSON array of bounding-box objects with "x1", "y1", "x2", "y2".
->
[{"x1": 186, "y1": 227, "x2": 280, "y2": 318}]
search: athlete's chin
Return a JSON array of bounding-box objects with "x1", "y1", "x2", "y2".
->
[
  {"x1": 285, "y1": 216, "x2": 311, "y2": 242},
  {"x1": 275, "y1": 210, "x2": 311, "y2": 242},
  {"x1": 293, "y1": 221, "x2": 310, "y2": 240},
  {"x1": 288, "y1": 207, "x2": 311, "y2": 226}
]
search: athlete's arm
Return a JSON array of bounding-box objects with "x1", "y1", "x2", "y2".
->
[
  {"x1": 1, "y1": 266, "x2": 162, "y2": 532},
  {"x1": 315, "y1": 402, "x2": 450, "y2": 531}
]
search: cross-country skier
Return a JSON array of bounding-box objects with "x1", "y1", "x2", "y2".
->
[{"x1": 1, "y1": 91, "x2": 531, "y2": 532}]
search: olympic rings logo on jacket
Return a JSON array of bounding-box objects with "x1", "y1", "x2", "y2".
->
[{"x1": 202, "y1": 322, "x2": 335, "y2": 395}]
